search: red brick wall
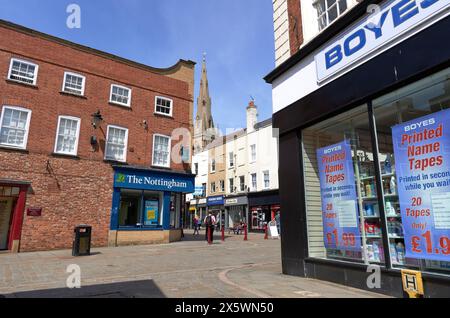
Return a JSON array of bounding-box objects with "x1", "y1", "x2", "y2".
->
[
  {"x1": 0, "y1": 151, "x2": 113, "y2": 251},
  {"x1": 287, "y1": 0, "x2": 304, "y2": 56},
  {"x1": 0, "y1": 23, "x2": 194, "y2": 251}
]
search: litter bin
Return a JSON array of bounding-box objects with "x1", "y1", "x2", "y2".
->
[{"x1": 72, "y1": 225, "x2": 92, "y2": 256}]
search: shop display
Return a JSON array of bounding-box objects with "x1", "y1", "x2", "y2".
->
[
  {"x1": 317, "y1": 140, "x2": 361, "y2": 252},
  {"x1": 392, "y1": 109, "x2": 450, "y2": 262}
]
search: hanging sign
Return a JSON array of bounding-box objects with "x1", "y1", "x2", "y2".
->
[
  {"x1": 392, "y1": 109, "x2": 450, "y2": 261},
  {"x1": 317, "y1": 140, "x2": 361, "y2": 251}
]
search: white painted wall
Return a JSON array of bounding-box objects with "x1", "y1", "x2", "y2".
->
[
  {"x1": 186, "y1": 150, "x2": 209, "y2": 202},
  {"x1": 247, "y1": 124, "x2": 279, "y2": 192}
]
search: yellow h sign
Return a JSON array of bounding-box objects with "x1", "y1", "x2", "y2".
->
[{"x1": 401, "y1": 269, "x2": 424, "y2": 298}]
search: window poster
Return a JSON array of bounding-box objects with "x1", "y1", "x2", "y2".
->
[
  {"x1": 392, "y1": 109, "x2": 450, "y2": 261},
  {"x1": 144, "y1": 200, "x2": 159, "y2": 226},
  {"x1": 317, "y1": 140, "x2": 361, "y2": 251}
]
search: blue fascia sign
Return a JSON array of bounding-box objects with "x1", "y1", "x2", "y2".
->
[
  {"x1": 207, "y1": 195, "x2": 225, "y2": 206},
  {"x1": 114, "y1": 168, "x2": 195, "y2": 193},
  {"x1": 315, "y1": 0, "x2": 449, "y2": 82}
]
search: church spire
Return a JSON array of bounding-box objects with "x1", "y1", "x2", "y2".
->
[{"x1": 194, "y1": 53, "x2": 217, "y2": 153}]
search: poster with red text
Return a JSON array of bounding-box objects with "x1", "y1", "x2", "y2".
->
[
  {"x1": 392, "y1": 109, "x2": 450, "y2": 261},
  {"x1": 317, "y1": 140, "x2": 361, "y2": 252}
]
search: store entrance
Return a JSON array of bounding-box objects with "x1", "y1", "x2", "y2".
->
[
  {"x1": 251, "y1": 206, "x2": 271, "y2": 231},
  {"x1": 0, "y1": 198, "x2": 14, "y2": 250}
]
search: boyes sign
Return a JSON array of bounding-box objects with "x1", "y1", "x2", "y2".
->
[{"x1": 315, "y1": 0, "x2": 450, "y2": 82}]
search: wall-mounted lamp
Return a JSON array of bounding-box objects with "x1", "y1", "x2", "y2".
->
[{"x1": 91, "y1": 110, "x2": 104, "y2": 129}]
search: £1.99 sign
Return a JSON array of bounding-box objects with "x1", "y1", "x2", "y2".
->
[
  {"x1": 317, "y1": 141, "x2": 361, "y2": 252},
  {"x1": 392, "y1": 109, "x2": 450, "y2": 262}
]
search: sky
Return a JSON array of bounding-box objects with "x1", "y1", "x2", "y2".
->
[{"x1": 0, "y1": 0, "x2": 276, "y2": 131}]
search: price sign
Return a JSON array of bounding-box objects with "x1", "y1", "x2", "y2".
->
[
  {"x1": 392, "y1": 109, "x2": 450, "y2": 262},
  {"x1": 317, "y1": 141, "x2": 361, "y2": 251}
]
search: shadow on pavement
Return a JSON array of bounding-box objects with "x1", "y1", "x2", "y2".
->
[
  {"x1": 2, "y1": 280, "x2": 166, "y2": 298},
  {"x1": 181, "y1": 230, "x2": 239, "y2": 242}
]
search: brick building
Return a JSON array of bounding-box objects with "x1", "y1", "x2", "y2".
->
[{"x1": 0, "y1": 20, "x2": 195, "y2": 253}]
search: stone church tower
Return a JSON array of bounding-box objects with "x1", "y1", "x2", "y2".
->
[{"x1": 193, "y1": 55, "x2": 218, "y2": 153}]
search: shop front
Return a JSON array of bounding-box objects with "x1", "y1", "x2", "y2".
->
[
  {"x1": 0, "y1": 181, "x2": 29, "y2": 253},
  {"x1": 248, "y1": 190, "x2": 280, "y2": 232},
  {"x1": 109, "y1": 166, "x2": 194, "y2": 246},
  {"x1": 207, "y1": 195, "x2": 225, "y2": 229},
  {"x1": 265, "y1": 0, "x2": 450, "y2": 297},
  {"x1": 224, "y1": 196, "x2": 248, "y2": 230}
]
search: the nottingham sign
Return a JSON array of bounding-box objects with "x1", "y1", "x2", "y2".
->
[{"x1": 114, "y1": 169, "x2": 195, "y2": 193}]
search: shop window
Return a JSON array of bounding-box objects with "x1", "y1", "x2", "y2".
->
[
  {"x1": 8, "y1": 58, "x2": 38, "y2": 85},
  {"x1": 118, "y1": 189, "x2": 142, "y2": 227},
  {"x1": 54, "y1": 116, "x2": 80, "y2": 156},
  {"x1": 373, "y1": 67, "x2": 450, "y2": 273},
  {"x1": 152, "y1": 134, "x2": 171, "y2": 168},
  {"x1": 314, "y1": 0, "x2": 348, "y2": 31},
  {"x1": 110, "y1": 84, "x2": 131, "y2": 107},
  {"x1": 155, "y1": 96, "x2": 173, "y2": 116},
  {"x1": 303, "y1": 105, "x2": 383, "y2": 264},
  {"x1": 105, "y1": 125, "x2": 128, "y2": 162},
  {"x1": 119, "y1": 190, "x2": 162, "y2": 228},
  {"x1": 143, "y1": 191, "x2": 162, "y2": 227},
  {"x1": 0, "y1": 106, "x2": 32, "y2": 150},
  {"x1": 62, "y1": 72, "x2": 85, "y2": 96}
]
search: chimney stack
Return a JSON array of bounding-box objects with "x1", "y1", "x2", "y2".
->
[{"x1": 246, "y1": 100, "x2": 258, "y2": 133}]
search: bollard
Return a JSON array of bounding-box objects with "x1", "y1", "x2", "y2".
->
[
  {"x1": 221, "y1": 225, "x2": 225, "y2": 242},
  {"x1": 207, "y1": 226, "x2": 212, "y2": 245},
  {"x1": 244, "y1": 224, "x2": 248, "y2": 241},
  {"x1": 264, "y1": 224, "x2": 268, "y2": 240}
]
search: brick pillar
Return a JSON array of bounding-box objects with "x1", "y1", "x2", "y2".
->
[{"x1": 288, "y1": 0, "x2": 304, "y2": 56}]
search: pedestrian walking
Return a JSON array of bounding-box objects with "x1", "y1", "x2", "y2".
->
[
  {"x1": 193, "y1": 215, "x2": 200, "y2": 235},
  {"x1": 204, "y1": 212, "x2": 216, "y2": 243}
]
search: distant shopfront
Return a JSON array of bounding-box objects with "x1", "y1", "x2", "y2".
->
[
  {"x1": 207, "y1": 195, "x2": 225, "y2": 228},
  {"x1": 109, "y1": 166, "x2": 194, "y2": 246},
  {"x1": 224, "y1": 196, "x2": 248, "y2": 230},
  {"x1": 265, "y1": 0, "x2": 450, "y2": 297},
  {"x1": 248, "y1": 190, "x2": 280, "y2": 232}
]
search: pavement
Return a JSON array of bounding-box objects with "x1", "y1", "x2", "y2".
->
[{"x1": 0, "y1": 230, "x2": 390, "y2": 298}]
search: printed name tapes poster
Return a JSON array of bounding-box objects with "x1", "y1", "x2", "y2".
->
[
  {"x1": 392, "y1": 109, "x2": 450, "y2": 261},
  {"x1": 317, "y1": 140, "x2": 361, "y2": 251}
]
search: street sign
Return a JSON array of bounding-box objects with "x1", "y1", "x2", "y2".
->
[{"x1": 401, "y1": 269, "x2": 424, "y2": 298}]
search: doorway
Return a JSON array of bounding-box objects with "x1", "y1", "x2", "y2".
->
[{"x1": 0, "y1": 198, "x2": 13, "y2": 250}]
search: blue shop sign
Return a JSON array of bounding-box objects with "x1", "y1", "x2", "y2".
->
[
  {"x1": 113, "y1": 167, "x2": 195, "y2": 193},
  {"x1": 207, "y1": 195, "x2": 224, "y2": 206},
  {"x1": 315, "y1": 0, "x2": 449, "y2": 82}
]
